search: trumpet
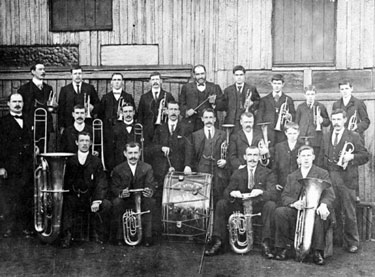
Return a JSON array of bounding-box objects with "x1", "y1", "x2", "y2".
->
[
  {"x1": 257, "y1": 122, "x2": 271, "y2": 166},
  {"x1": 117, "y1": 96, "x2": 124, "y2": 121},
  {"x1": 92, "y1": 119, "x2": 106, "y2": 171},
  {"x1": 348, "y1": 110, "x2": 358, "y2": 131},
  {"x1": 46, "y1": 90, "x2": 58, "y2": 113},
  {"x1": 155, "y1": 94, "x2": 167, "y2": 125},
  {"x1": 84, "y1": 93, "x2": 92, "y2": 118},
  {"x1": 221, "y1": 124, "x2": 234, "y2": 160},
  {"x1": 243, "y1": 89, "x2": 253, "y2": 112},
  {"x1": 314, "y1": 106, "x2": 322, "y2": 131},
  {"x1": 337, "y1": 141, "x2": 355, "y2": 170},
  {"x1": 134, "y1": 123, "x2": 145, "y2": 161},
  {"x1": 275, "y1": 98, "x2": 292, "y2": 131}
]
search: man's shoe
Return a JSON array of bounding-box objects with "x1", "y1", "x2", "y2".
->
[
  {"x1": 3, "y1": 229, "x2": 12, "y2": 238},
  {"x1": 275, "y1": 248, "x2": 287, "y2": 260},
  {"x1": 204, "y1": 239, "x2": 222, "y2": 256},
  {"x1": 348, "y1": 245, "x2": 358, "y2": 253},
  {"x1": 313, "y1": 250, "x2": 325, "y2": 266},
  {"x1": 144, "y1": 237, "x2": 153, "y2": 247},
  {"x1": 61, "y1": 231, "x2": 72, "y2": 248},
  {"x1": 23, "y1": 229, "x2": 35, "y2": 239},
  {"x1": 261, "y1": 241, "x2": 274, "y2": 259}
]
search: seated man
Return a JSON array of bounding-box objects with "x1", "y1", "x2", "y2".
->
[
  {"x1": 111, "y1": 142, "x2": 155, "y2": 246},
  {"x1": 61, "y1": 131, "x2": 112, "y2": 248},
  {"x1": 204, "y1": 146, "x2": 278, "y2": 258},
  {"x1": 274, "y1": 145, "x2": 335, "y2": 265}
]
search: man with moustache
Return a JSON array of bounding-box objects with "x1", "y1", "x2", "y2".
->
[
  {"x1": 60, "y1": 104, "x2": 92, "y2": 153},
  {"x1": 58, "y1": 65, "x2": 100, "y2": 131},
  {"x1": 223, "y1": 65, "x2": 260, "y2": 133},
  {"x1": 274, "y1": 145, "x2": 335, "y2": 265},
  {"x1": 61, "y1": 131, "x2": 111, "y2": 248},
  {"x1": 204, "y1": 146, "x2": 278, "y2": 257},
  {"x1": 228, "y1": 112, "x2": 263, "y2": 171},
  {"x1": 318, "y1": 109, "x2": 369, "y2": 254},
  {"x1": 137, "y1": 72, "x2": 175, "y2": 146},
  {"x1": 179, "y1": 64, "x2": 225, "y2": 135},
  {"x1": 0, "y1": 93, "x2": 34, "y2": 238},
  {"x1": 111, "y1": 142, "x2": 155, "y2": 246}
]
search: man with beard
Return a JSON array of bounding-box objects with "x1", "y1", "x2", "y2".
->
[
  {"x1": 0, "y1": 93, "x2": 33, "y2": 238},
  {"x1": 60, "y1": 104, "x2": 92, "y2": 153},
  {"x1": 111, "y1": 142, "x2": 155, "y2": 246},
  {"x1": 204, "y1": 146, "x2": 278, "y2": 258},
  {"x1": 228, "y1": 112, "x2": 263, "y2": 171},
  {"x1": 61, "y1": 131, "x2": 111, "y2": 248},
  {"x1": 58, "y1": 65, "x2": 100, "y2": 131},
  {"x1": 184, "y1": 109, "x2": 228, "y2": 205},
  {"x1": 137, "y1": 72, "x2": 175, "y2": 146},
  {"x1": 318, "y1": 109, "x2": 369, "y2": 254},
  {"x1": 179, "y1": 64, "x2": 225, "y2": 135}
]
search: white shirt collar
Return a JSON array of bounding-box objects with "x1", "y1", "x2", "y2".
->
[
  {"x1": 78, "y1": 150, "x2": 89, "y2": 165},
  {"x1": 273, "y1": 91, "x2": 281, "y2": 97},
  {"x1": 204, "y1": 126, "x2": 215, "y2": 138},
  {"x1": 113, "y1": 89, "x2": 122, "y2": 94},
  {"x1": 32, "y1": 77, "x2": 43, "y2": 87},
  {"x1": 74, "y1": 122, "x2": 85, "y2": 132},
  {"x1": 288, "y1": 141, "x2": 297, "y2": 151},
  {"x1": 343, "y1": 96, "x2": 351, "y2": 106},
  {"x1": 301, "y1": 166, "x2": 312, "y2": 178},
  {"x1": 127, "y1": 162, "x2": 137, "y2": 175}
]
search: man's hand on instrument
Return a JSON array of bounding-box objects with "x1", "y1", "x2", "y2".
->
[
  {"x1": 88, "y1": 103, "x2": 94, "y2": 112},
  {"x1": 217, "y1": 159, "x2": 226, "y2": 168},
  {"x1": 92, "y1": 150, "x2": 99, "y2": 157},
  {"x1": 143, "y1": 187, "x2": 153, "y2": 198},
  {"x1": 90, "y1": 201, "x2": 101, "y2": 213},
  {"x1": 168, "y1": 167, "x2": 175, "y2": 173},
  {"x1": 259, "y1": 146, "x2": 269, "y2": 156},
  {"x1": 0, "y1": 168, "x2": 7, "y2": 179},
  {"x1": 343, "y1": 152, "x2": 354, "y2": 163},
  {"x1": 208, "y1": 94, "x2": 216, "y2": 104},
  {"x1": 276, "y1": 184, "x2": 283, "y2": 191},
  {"x1": 186, "y1": 109, "x2": 196, "y2": 117},
  {"x1": 120, "y1": 188, "x2": 130, "y2": 198},
  {"x1": 316, "y1": 203, "x2": 330, "y2": 220},
  {"x1": 291, "y1": 198, "x2": 306, "y2": 211},
  {"x1": 249, "y1": 189, "x2": 263, "y2": 198},
  {"x1": 161, "y1": 146, "x2": 170, "y2": 156},
  {"x1": 59, "y1": 127, "x2": 65, "y2": 135},
  {"x1": 230, "y1": 190, "x2": 242, "y2": 199},
  {"x1": 184, "y1": 166, "x2": 192, "y2": 175}
]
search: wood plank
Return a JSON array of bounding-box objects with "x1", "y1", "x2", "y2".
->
[
  {"x1": 19, "y1": 0, "x2": 27, "y2": 45},
  {"x1": 272, "y1": 0, "x2": 283, "y2": 65},
  {"x1": 336, "y1": 0, "x2": 348, "y2": 69},
  {"x1": 312, "y1": 0, "x2": 324, "y2": 62},
  {"x1": 362, "y1": 0, "x2": 374, "y2": 68},
  {"x1": 252, "y1": 0, "x2": 262, "y2": 68},
  {"x1": 350, "y1": 0, "x2": 362, "y2": 69},
  {"x1": 0, "y1": 0, "x2": 5, "y2": 44},
  {"x1": 237, "y1": 0, "x2": 249, "y2": 67},
  {"x1": 301, "y1": 0, "x2": 312, "y2": 63},
  {"x1": 261, "y1": 0, "x2": 272, "y2": 69}
]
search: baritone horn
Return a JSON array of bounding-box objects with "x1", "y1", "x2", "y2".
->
[
  {"x1": 275, "y1": 98, "x2": 292, "y2": 131},
  {"x1": 257, "y1": 122, "x2": 271, "y2": 166},
  {"x1": 314, "y1": 106, "x2": 322, "y2": 131},
  {"x1": 84, "y1": 93, "x2": 92, "y2": 118},
  {"x1": 155, "y1": 94, "x2": 167, "y2": 125},
  {"x1": 134, "y1": 123, "x2": 145, "y2": 161},
  {"x1": 348, "y1": 110, "x2": 358, "y2": 131},
  {"x1": 221, "y1": 124, "x2": 234, "y2": 160},
  {"x1": 92, "y1": 119, "x2": 106, "y2": 171},
  {"x1": 294, "y1": 178, "x2": 331, "y2": 261},
  {"x1": 337, "y1": 141, "x2": 355, "y2": 170},
  {"x1": 228, "y1": 195, "x2": 261, "y2": 254},
  {"x1": 122, "y1": 189, "x2": 150, "y2": 246}
]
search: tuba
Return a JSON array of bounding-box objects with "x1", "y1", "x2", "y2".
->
[
  {"x1": 46, "y1": 89, "x2": 58, "y2": 113},
  {"x1": 294, "y1": 178, "x2": 331, "y2": 261},
  {"x1": 155, "y1": 93, "x2": 167, "y2": 125},
  {"x1": 122, "y1": 189, "x2": 150, "y2": 246},
  {"x1": 314, "y1": 106, "x2": 322, "y2": 131},
  {"x1": 348, "y1": 110, "x2": 358, "y2": 131},
  {"x1": 257, "y1": 122, "x2": 271, "y2": 166},
  {"x1": 228, "y1": 195, "x2": 261, "y2": 254},
  {"x1": 92, "y1": 119, "x2": 106, "y2": 171},
  {"x1": 337, "y1": 141, "x2": 355, "y2": 170},
  {"x1": 275, "y1": 98, "x2": 292, "y2": 131},
  {"x1": 134, "y1": 123, "x2": 145, "y2": 161},
  {"x1": 221, "y1": 124, "x2": 234, "y2": 160},
  {"x1": 84, "y1": 93, "x2": 92, "y2": 118},
  {"x1": 243, "y1": 89, "x2": 253, "y2": 112}
]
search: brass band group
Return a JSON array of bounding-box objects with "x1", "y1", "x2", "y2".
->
[{"x1": 0, "y1": 63, "x2": 370, "y2": 267}]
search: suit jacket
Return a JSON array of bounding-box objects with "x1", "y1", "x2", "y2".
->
[
  {"x1": 332, "y1": 96, "x2": 370, "y2": 136},
  {"x1": 111, "y1": 161, "x2": 155, "y2": 197},
  {"x1": 179, "y1": 81, "x2": 225, "y2": 134},
  {"x1": 228, "y1": 129, "x2": 263, "y2": 170},
  {"x1": 112, "y1": 121, "x2": 140, "y2": 167},
  {"x1": 58, "y1": 82, "x2": 99, "y2": 128},
  {"x1": 137, "y1": 89, "x2": 175, "y2": 144},
  {"x1": 64, "y1": 153, "x2": 107, "y2": 201},
  {"x1": 295, "y1": 101, "x2": 330, "y2": 147},
  {"x1": 223, "y1": 83, "x2": 260, "y2": 124},
  {"x1": 60, "y1": 124, "x2": 92, "y2": 153},
  {"x1": 281, "y1": 165, "x2": 335, "y2": 209},
  {"x1": 0, "y1": 114, "x2": 33, "y2": 175},
  {"x1": 224, "y1": 165, "x2": 278, "y2": 203},
  {"x1": 318, "y1": 129, "x2": 369, "y2": 189}
]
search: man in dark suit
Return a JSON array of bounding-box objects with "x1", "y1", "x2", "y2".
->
[
  {"x1": 332, "y1": 80, "x2": 370, "y2": 138},
  {"x1": 61, "y1": 131, "x2": 111, "y2": 248},
  {"x1": 318, "y1": 109, "x2": 369, "y2": 254},
  {"x1": 58, "y1": 65, "x2": 100, "y2": 131},
  {"x1": 204, "y1": 146, "x2": 278, "y2": 257},
  {"x1": 111, "y1": 142, "x2": 156, "y2": 246},
  {"x1": 256, "y1": 74, "x2": 295, "y2": 146},
  {"x1": 179, "y1": 64, "x2": 225, "y2": 135},
  {"x1": 274, "y1": 145, "x2": 335, "y2": 265},
  {"x1": 0, "y1": 93, "x2": 34, "y2": 238},
  {"x1": 137, "y1": 72, "x2": 175, "y2": 146},
  {"x1": 184, "y1": 108, "x2": 229, "y2": 205},
  {"x1": 228, "y1": 112, "x2": 263, "y2": 171},
  {"x1": 223, "y1": 65, "x2": 260, "y2": 133}
]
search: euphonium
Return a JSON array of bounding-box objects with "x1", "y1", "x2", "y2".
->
[
  {"x1": 92, "y1": 119, "x2": 107, "y2": 171},
  {"x1": 84, "y1": 93, "x2": 92, "y2": 118},
  {"x1": 348, "y1": 110, "x2": 358, "y2": 131},
  {"x1": 221, "y1": 124, "x2": 234, "y2": 160},
  {"x1": 134, "y1": 123, "x2": 145, "y2": 161},
  {"x1": 275, "y1": 98, "x2": 291, "y2": 131},
  {"x1": 337, "y1": 141, "x2": 355, "y2": 170},
  {"x1": 294, "y1": 177, "x2": 331, "y2": 261},
  {"x1": 257, "y1": 122, "x2": 271, "y2": 166},
  {"x1": 155, "y1": 94, "x2": 167, "y2": 125},
  {"x1": 314, "y1": 106, "x2": 322, "y2": 131},
  {"x1": 46, "y1": 89, "x2": 58, "y2": 113},
  {"x1": 228, "y1": 196, "x2": 261, "y2": 254},
  {"x1": 122, "y1": 189, "x2": 150, "y2": 246},
  {"x1": 243, "y1": 89, "x2": 253, "y2": 112}
]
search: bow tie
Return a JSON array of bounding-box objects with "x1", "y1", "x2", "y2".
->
[
  {"x1": 125, "y1": 123, "x2": 133, "y2": 127},
  {"x1": 13, "y1": 114, "x2": 23, "y2": 119}
]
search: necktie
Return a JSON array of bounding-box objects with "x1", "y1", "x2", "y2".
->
[
  {"x1": 237, "y1": 86, "x2": 242, "y2": 93},
  {"x1": 154, "y1": 92, "x2": 158, "y2": 101},
  {"x1": 76, "y1": 84, "x2": 80, "y2": 94},
  {"x1": 37, "y1": 84, "x2": 43, "y2": 90},
  {"x1": 208, "y1": 129, "x2": 212, "y2": 139},
  {"x1": 333, "y1": 132, "x2": 339, "y2": 146},
  {"x1": 248, "y1": 169, "x2": 254, "y2": 190},
  {"x1": 170, "y1": 124, "x2": 175, "y2": 135},
  {"x1": 274, "y1": 94, "x2": 280, "y2": 103}
]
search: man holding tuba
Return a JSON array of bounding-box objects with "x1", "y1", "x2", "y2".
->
[
  {"x1": 318, "y1": 109, "x2": 369, "y2": 254},
  {"x1": 204, "y1": 146, "x2": 278, "y2": 257},
  {"x1": 274, "y1": 145, "x2": 335, "y2": 265}
]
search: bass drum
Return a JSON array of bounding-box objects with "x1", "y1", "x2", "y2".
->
[{"x1": 162, "y1": 172, "x2": 212, "y2": 241}]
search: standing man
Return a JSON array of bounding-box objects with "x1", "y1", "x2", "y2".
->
[
  {"x1": 137, "y1": 72, "x2": 175, "y2": 146},
  {"x1": 257, "y1": 74, "x2": 295, "y2": 146},
  {"x1": 0, "y1": 93, "x2": 34, "y2": 238},
  {"x1": 61, "y1": 131, "x2": 112, "y2": 248},
  {"x1": 318, "y1": 109, "x2": 369, "y2": 253},
  {"x1": 204, "y1": 146, "x2": 278, "y2": 258},
  {"x1": 223, "y1": 65, "x2": 260, "y2": 133},
  {"x1": 274, "y1": 145, "x2": 335, "y2": 265},
  {"x1": 332, "y1": 80, "x2": 370, "y2": 138},
  {"x1": 179, "y1": 64, "x2": 225, "y2": 135},
  {"x1": 295, "y1": 85, "x2": 330, "y2": 160},
  {"x1": 111, "y1": 142, "x2": 156, "y2": 246},
  {"x1": 58, "y1": 65, "x2": 100, "y2": 131}
]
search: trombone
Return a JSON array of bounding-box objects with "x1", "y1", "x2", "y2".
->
[
  {"x1": 92, "y1": 119, "x2": 106, "y2": 171},
  {"x1": 84, "y1": 93, "x2": 92, "y2": 119},
  {"x1": 117, "y1": 96, "x2": 124, "y2": 121},
  {"x1": 257, "y1": 122, "x2": 271, "y2": 166},
  {"x1": 134, "y1": 123, "x2": 145, "y2": 161},
  {"x1": 314, "y1": 106, "x2": 322, "y2": 131}
]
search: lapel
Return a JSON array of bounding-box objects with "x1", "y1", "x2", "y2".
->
[
  {"x1": 239, "y1": 130, "x2": 250, "y2": 146},
  {"x1": 8, "y1": 115, "x2": 23, "y2": 131}
]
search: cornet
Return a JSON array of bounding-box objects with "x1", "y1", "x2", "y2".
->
[
  {"x1": 155, "y1": 94, "x2": 167, "y2": 125},
  {"x1": 337, "y1": 141, "x2": 355, "y2": 170},
  {"x1": 257, "y1": 122, "x2": 271, "y2": 166},
  {"x1": 348, "y1": 110, "x2": 358, "y2": 131},
  {"x1": 46, "y1": 90, "x2": 58, "y2": 113},
  {"x1": 314, "y1": 106, "x2": 322, "y2": 131},
  {"x1": 84, "y1": 93, "x2": 92, "y2": 118},
  {"x1": 243, "y1": 89, "x2": 253, "y2": 112},
  {"x1": 274, "y1": 98, "x2": 292, "y2": 131},
  {"x1": 221, "y1": 124, "x2": 234, "y2": 160}
]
